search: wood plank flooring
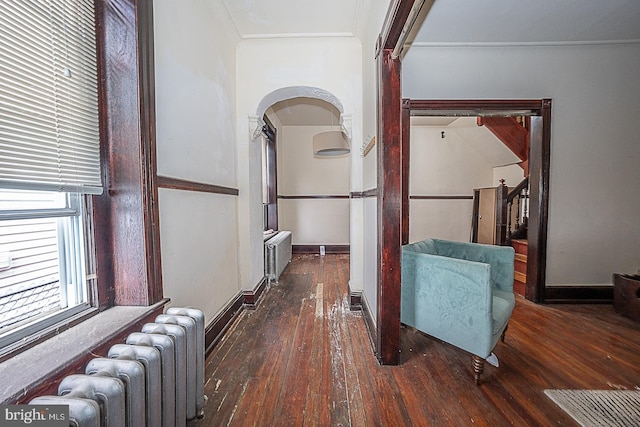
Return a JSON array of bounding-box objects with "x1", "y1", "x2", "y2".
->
[{"x1": 190, "y1": 254, "x2": 640, "y2": 426}]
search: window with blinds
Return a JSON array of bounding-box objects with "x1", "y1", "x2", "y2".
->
[{"x1": 0, "y1": 1, "x2": 100, "y2": 352}]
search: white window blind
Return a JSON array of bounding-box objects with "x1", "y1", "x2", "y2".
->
[{"x1": 0, "y1": 0, "x2": 102, "y2": 194}]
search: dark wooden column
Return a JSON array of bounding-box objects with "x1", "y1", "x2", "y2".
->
[
  {"x1": 373, "y1": 0, "x2": 422, "y2": 366},
  {"x1": 401, "y1": 99, "x2": 411, "y2": 246},
  {"x1": 376, "y1": 49, "x2": 402, "y2": 365},
  {"x1": 528, "y1": 99, "x2": 552, "y2": 303},
  {"x1": 93, "y1": 0, "x2": 163, "y2": 307}
]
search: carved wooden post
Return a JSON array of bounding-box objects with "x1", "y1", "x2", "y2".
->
[{"x1": 495, "y1": 179, "x2": 509, "y2": 245}]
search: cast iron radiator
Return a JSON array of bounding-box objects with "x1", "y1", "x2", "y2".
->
[
  {"x1": 264, "y1": 230, "x2": 292, "y2": 283},
  {"x1": 29, "y1": 307, "x2": 205, "y2": 427}
]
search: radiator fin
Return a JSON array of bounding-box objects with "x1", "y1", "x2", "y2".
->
[
  {"x1": 108, "y1": 344, "x2": 163, "y2": 427},
  {"x1": 141, "y1": 323, "x2": 188, "y2": 427},
  {"x1": 24, "y1": 307, "x2": 205, "y2": 427},
  {"x1": 166, "y1": 307, "x2": 205, "y2": 418},
  {"x1": 85, "y1": 358, "x2": 146, "y2": 427},
  {"x1": 126, "y1": 332, "x2": 178, "y2": 427},
  {"x1": 265, "y1": 230, "x2": 292, "y2": 282},
  {"x1": 58, "y1": 374, "x2": 126, "y2": 427},
  {"x1": 155, "y1": 314, "x2": 198, "y2": 419},
  {"x1": 29, "y1": 396, "x2": 101, "y2": 427}
]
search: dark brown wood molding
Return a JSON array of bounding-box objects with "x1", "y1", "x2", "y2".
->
[
  {"x1": 93, "y1": 0, "x2": 163, "y2": 307},
  {"x1": 137, "y1": 0, "x2": 163, "y2": 305},
  {"x1": 93, "y1": 0, "x2": 114, "y2": 308},
  {"x1": 360, "y1": 292, "x2": 377, "y2": 354},
  {"x1": 544, "y1": 286, "x2": 613, "y2": 304},
  {"x1": 264, "y1": 118, "x2": 278, "y2": 231},
  {"x1": 292, "y1": 245, "x2": 350, "y2": 254},
  {"x1": 409, "y1": 195, "x2": 474, "y2": 200},
  {"x1": 157, "y1": 175, "x2": 239, "y2": 196},
  {"x1": 527, "y1": 99, "x2": 552, "y2": 303},
  {"x1": 378, "y1": 0, "x2": 420, "y2": 53},
  {"x1": 205, "y1": 293, "x2": 245, "y2": 356},
  {"x1": 278, "y1": 195, "x2": 350, "y2": 200},
  {"x1": 376, "y1": 49, "x2": 402, "y2": 365},
  {"x1": 11, "y1": 301, "x2": 167, "y2": 404},
  {"x1": 408, "y1": 99, "x2": 546, "y2": 112},
  {"x1": 243, "y1": 277, "x2": 267, "y2": 309},
  {"x1": 402, "y1": 99, "x2": 410, "y2": 246},
  {"x1": 350, "y1": 188, "x2": 378, "y2": 198}
]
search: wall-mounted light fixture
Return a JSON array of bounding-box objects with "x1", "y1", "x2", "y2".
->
[{"x1": 313, "y1": 131, "x2": 350, "y2": 156}]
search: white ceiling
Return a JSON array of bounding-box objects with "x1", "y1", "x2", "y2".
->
[
  {"x1": 220, "y1": 0, "x2": 363, "y2": 38},
  {"x1": 220, "y1": 0, "x2": 640, "y2": 44},
  {"x1": 412, "y1": 0, "x2": 640, "y2": 45}
]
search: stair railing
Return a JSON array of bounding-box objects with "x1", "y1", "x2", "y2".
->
[{"x1": 502, "y1": 177, "x2": 529, "y2": 245}]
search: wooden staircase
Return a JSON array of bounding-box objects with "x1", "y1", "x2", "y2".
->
[
  {"x1": 470, "y1": 116, "x2": 531, "y2": 298},
  {"x1": 511, "y1": 239, "x2": 527, "y2": 296},
  {"x1": 478, "y1": 115, "x2": 530, "y2": 298},
  {"x1": 477, "y1": 116, "x2": 530, "y2": 175}
]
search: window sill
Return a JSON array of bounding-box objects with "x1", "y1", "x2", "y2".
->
[{"x1": 0, "y1": 300, "x2": 168, "y2": 404}]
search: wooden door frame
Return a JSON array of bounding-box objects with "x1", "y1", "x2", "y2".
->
[
  {"x1": 402, "y1": 99, "x2": 551, "y2": 305},
  {"x1": 378, "y1": 98, "x2": 551, "y2": 365}
]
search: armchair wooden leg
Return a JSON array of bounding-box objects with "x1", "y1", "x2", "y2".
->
[
  {"x1": 472, "y1": 355, "x2": 485, "y2": 386},
  {"x1": 501, "y1": 323, "x2": 509, "y2": 343}
]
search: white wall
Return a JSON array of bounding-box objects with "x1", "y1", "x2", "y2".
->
[
  {"x1": 358, "y1": 0, "x2": 390, "y2": 322},
  {"x1": 403, "y1": 43, "x2": 640, "y2": 285},
  {"x1": 278, "y1": 125, "x2": 350, "y2": 245},
  {"x1": 279, "y1": 200, "x2": 350, "y2": 245},
  {"x1": 153, "y1": 0, "x2": 241, "y2": 323},
  {"x1": 493, "y1": 164, "x2": 525, "y2": 187},
  {"x1": 409, "y1": 126, "x2": 494, "y2": 243},
  {"x1": 410, "y1": 127, "x2": 494, "y2": 194},
  {"x1": 278, "y1": 126, "x2": 350, "y2": 195},
  {"x1": 236, "y1": 37, "x2": 363, "y2": 291}
]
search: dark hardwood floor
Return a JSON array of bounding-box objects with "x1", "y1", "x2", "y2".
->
[{"x1": 190, "y1": 254, "x2": 640, "y2": 426}]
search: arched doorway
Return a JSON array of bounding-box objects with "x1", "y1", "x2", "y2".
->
[{"x1": 254, "y1": 86, "x2": 353, "y2": 256}]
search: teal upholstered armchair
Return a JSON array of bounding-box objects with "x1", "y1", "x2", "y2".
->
[{"x1": 401, "y1": 238, "x2": 516, "y2": 384}]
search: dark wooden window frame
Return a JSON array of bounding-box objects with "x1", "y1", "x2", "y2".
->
[
  {"x1": 93, "y1": 0, "x2": 163, "y2": 308},
  {"x1": 263, "y1": 118, "x2": 278, "y2": 231}
]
